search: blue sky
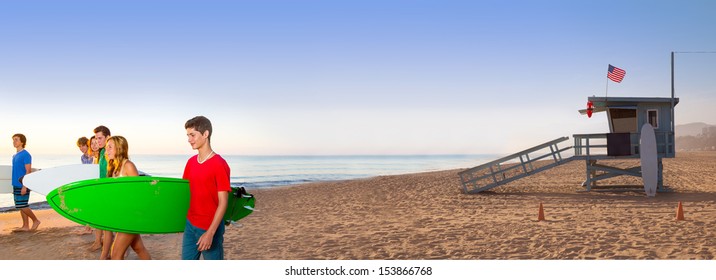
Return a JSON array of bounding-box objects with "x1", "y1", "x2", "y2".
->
[{"x1": 1, "y1": 0, "x2": 715, "y2": 155}]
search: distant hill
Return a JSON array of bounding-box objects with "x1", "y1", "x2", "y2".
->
[
  {"x1": 675, "y1": 122, "x2": 716, "y2": 151},
  {"x1": 675, "y1": 122, "x2": 714, "y2": 137}
]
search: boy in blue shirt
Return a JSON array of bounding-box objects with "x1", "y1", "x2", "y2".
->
[{"x1": 11, "y1": 133, "x2": 40, "y2": 232}]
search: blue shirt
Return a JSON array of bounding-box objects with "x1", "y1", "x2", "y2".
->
[
  {"x1": 12, "y1": 149, "x2": 32, "y2": 187},
  {"x1": 81, "y1": 154, "x2": 94, "y2": 164}
]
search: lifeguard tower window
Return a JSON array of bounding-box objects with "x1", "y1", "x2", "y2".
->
[
  {"x1": 647, "y1": 109, "x2": 659, "y2": 129},
  {"x1": 609, "y1": 108, "x2": 637, "y2": 133}
]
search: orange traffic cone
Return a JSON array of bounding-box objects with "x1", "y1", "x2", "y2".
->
[
  {"x1": 676, "y1": 201, "x2": 685, "y2": 221},
  {"x1": 538, "y1": 203, "x2": 545, "y2": 221}
]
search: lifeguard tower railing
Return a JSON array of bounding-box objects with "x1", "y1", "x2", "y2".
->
[
  {"x1": 458, "y1": 137, "x2": 573, "y2": 194},
  {"x1": 572, "y1": 132, "x2": 676, "y2": 159},
  {"x1": 573, "y1": 131, "x2": 674, "y2": 191},
  {"x1": 458, "y1": 132, "x2": 675, "y2": 194}
]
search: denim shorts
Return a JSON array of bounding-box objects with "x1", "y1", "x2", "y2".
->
[{"x1": 182, "y1": 219, "x2": 225, "y2": 260}]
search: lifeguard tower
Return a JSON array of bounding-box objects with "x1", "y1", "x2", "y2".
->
[{"x1": 458, "y1": 96, "x2": 679, "y2": 194}]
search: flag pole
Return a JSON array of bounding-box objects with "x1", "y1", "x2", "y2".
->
[
  {"x1": 605, "y1": 66, "x2": 609, "y2": 99},
  {"x1": 671, "y1": 52, "x2": 675, "y2": 145}
]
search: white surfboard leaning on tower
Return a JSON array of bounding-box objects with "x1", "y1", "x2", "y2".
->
[
  {"x1": 22, "y1": 164, "x2": 100, "y2": 196},
  {"x1": 640, "y1": 123, "x2": 658, "y2": 197}
]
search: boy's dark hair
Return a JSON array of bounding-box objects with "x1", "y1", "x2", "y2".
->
[
  {"x1": 12, "y1": 133, "x2": 27, "y2": 148},
  {"x1": 185, "y1": 116, "x2": 213, "y2": 140},
  {"x1": 93, "y1": 125, "x2": 111, "y2": 137}
]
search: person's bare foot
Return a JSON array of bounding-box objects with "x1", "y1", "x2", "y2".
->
[
  {"x1": 77, "y1": 226, "x2": 93, "y2": 235},
  {"x1": 12, "y1": 227, "x2": 30, "y2": 233},
  {"x1": 89, "y1": 242, "x2": 102, "y2": 252},
  {"x1": 30, "y1": 220, "x2": 41, "y2": 231}
]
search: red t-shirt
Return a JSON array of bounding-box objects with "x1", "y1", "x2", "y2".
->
[{"x1": 183, "y1": 154, "x2": 231, "y2": 230}]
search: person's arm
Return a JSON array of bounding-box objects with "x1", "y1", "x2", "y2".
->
[
  {"x1": 196, "y1": 191, "x2": 228, "y2": 251},
  {"x1": 122, "y1": 161, "x2": 139, "y2": 176},
  {"x1": 21, "y1": 163, "x2": 31, "y2": 195}
]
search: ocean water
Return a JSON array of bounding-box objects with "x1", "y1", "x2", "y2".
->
[{"x1": 0, "y1": 154, "x2": 493, "y2": 210}]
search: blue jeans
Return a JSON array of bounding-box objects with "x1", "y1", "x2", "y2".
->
[{"x1": 182, "y1": 219, "x2": 225, "y2": 260}]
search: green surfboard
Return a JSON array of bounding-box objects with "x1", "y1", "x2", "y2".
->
[
  {"x1": 47, "y1": 177, "x2": 255, "y2": 234},
  {"x1": 47, "y1": 177, "x2": 190, "y2": 234},
  {"x1": 224, "y1": 186, "x2": 255, "y2": 225}
]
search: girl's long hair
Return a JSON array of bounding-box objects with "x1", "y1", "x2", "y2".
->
[{"x1": 106, "y1": 135, "x2": 129, "y2": 177}]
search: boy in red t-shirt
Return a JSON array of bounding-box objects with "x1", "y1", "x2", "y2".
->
[{"x1": 181, "y1": 116, "x2": 231, "y2": 260}]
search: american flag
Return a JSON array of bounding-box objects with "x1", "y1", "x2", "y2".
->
[{"x1": 607, "y1": 64, "x2": 626, "y2": 83}]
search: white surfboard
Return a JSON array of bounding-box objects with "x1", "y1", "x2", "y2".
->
[
  {"x1": 1, "y1": 165, "x2": 39, "y2": 194},
  {"x1": 1, "y1": 165, "x2": 13, "y2": 194},
  {"x1": 22, "y1": 164, "x2": 99, "y2": 196},
  {"x1": 640, "y1": 123, "x2": 658, "y2": 197}
]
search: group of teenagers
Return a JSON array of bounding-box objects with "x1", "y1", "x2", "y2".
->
[{"x1": 11, "y1": 116, "x2": 233, "y2": 260}]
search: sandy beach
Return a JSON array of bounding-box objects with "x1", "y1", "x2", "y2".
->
[{"x1": 2, "y1": 151, "x2": 716, "y2": 260}]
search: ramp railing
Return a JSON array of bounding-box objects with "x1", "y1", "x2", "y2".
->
[{"x1": 458, "y1": 137, "x2": 573, "y2": 194}]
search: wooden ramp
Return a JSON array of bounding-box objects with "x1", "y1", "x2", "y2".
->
[{"x1": 458, "y1": 137, "x2": 573, "y2": 194}]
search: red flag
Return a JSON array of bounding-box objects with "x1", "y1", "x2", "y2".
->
[{"x1": 607, "y1": 64, "x2": 626, "y2": 83}]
